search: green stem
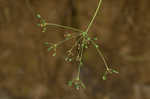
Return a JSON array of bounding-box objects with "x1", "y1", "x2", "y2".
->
[
  {"x1": 77, "y1": 64, "x2": 81, "y2": 80},
  {"x1": 56, "y1": 34, "x2": 81, "y2": 46},
  {"x1": 47, "y1": 23, "x2": 83, "y2": 32},
  {"x1": 91, "y1": 40, "x2": 109, "y2": 71},
  {"x1": 85, "y1": 0, "x2": 103, "y2": 33},
  {"x1": 70, "y1": 36, "x2": 83, "y2": 52},
  {"x1": 77, "y1": 40, "x2": 84, "y2": 80}
]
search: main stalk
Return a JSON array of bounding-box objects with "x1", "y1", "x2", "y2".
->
[{"x1": 85, "y1": 0, "x2": 103, "y2": 33}]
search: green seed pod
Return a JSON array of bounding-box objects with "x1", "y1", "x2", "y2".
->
[
  {"x1": 68, "y1": 81, "x2": 73, "y2": 86},
  {"x1": 95, "y1": 45, "x2": 99, "y2": 48},
  {"x1": 42, "y1": 27, "x2": 47, "y2": 32},
  {"x1": 102, "y1": 72, "x2": 107, "y2": 80},
  {"x1": 52, "y1": 53, "x2": 56, "y2": 56},
  {"x1": 75, "y1": 85, "x2": 80, "y2": 90},
  {"x1": 102, "y1": 75, "x2": 107, "y2": 80},
  {"x1": 65, "y1": 57, "x2": 68, "y2": 61},
  {"x1": 85, "y1": 45, "x2": 88, "y2": 48},
  {"x1": 112, "y1": 69, "x2": 119, "y2": 74},
  {"x1": 68, "y1": 58, "x2": 72, "y2": 62},
  {"x1": 80, "y1": 82, "x2": 86, "y2": 88},
  {"x1": 48, "y1": 47, "x2": 52, "y2": 52},
  {"x1": 81, "y1": 44, "x2": 84, "y2": 47},
  {"x1": 44, "y1": 42, "x2": 49, "y2": 45},
  {"x1": 93, "y1": 37, "x2": 98, "y2": 41},
  {"x1": 37, "y1": 23, "x2": 41, "y2": 27},
  {"x1": 64, "y1": 34, "x2": 71, "y2": 37},
  {"x1": 80, "y1": 62, "x2": 83, "y2": 66},
  {"x1": 36, "y1": 14, "x2": 41, "y2": 19},
  {"x1": 87, "y1": 37, "x2": 91, "y2": 40}
]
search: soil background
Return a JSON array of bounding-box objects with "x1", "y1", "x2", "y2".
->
[{"x1": 0, "y1": 0, "x2": 150, "y2": 99}]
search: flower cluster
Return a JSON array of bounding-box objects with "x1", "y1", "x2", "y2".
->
[
  {"x1": 36, "y1": 2, "x2": 119, "y2": 90},
  {"x1": 36, "y1": 14, "x2": 47, "y2": 32},
  {"x1": 68, "y1": 78, "x2": 86, "y2": 90}
]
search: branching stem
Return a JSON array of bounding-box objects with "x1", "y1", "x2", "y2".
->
[
  {"x1": 47, "y1": 23, "x2": 83, "y2": 32},
  {"x1": 85, "y1": 0, "x2": 103, "y2": 33},
  {"x1": 91, "y1": 40, "x2": 109, "y2": 71}
]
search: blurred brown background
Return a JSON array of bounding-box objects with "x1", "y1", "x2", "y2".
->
[{"x1": 0, "y1": 0, "x2": 150, "y2": 99}]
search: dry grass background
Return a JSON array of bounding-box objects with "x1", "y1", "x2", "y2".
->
[{"x1": 0, "y1": 0, "x2": 150, "y2": 99}]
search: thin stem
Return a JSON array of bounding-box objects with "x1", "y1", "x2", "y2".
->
[
  {"x1": 85, "y1": 0, "x2": 103, "y2": 33},
  {"x1": 47, "y1": 23, "x2": 83, "y2": 32},
  {"x1": 56, "y1": 34, "x2": 81, "y2": 46},
  {"x1": 77, "y1": 64, "x2": 81, "y2": 80},
  {"x1": 91, "y1": 40, "x2": 109, "y2": 71},
  {"x1": 70, "y1": 36, "x2": 83, "y2": 52},
  {"x1": 77, "y1": 39, "x2": 84, "y2": 80}
]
